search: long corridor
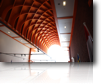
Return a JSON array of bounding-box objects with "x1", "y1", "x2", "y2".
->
[{"x1": 0, "y1": 0, "x2": 94, "y2": 83}]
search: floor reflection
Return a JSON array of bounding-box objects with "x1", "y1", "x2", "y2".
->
[{"x1": 0, "y1": 63, "x2": 93, "y2": 84}]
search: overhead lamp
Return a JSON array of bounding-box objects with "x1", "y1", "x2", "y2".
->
[
  {"x1": 63, "y1": 1, "x2": 66, "y2": 6},
  {"x1": 8, "y1": 31, "x2": 10, "y2": 34},
  {"x1": 64, "y1": 26, "x2": 66, "y2": 28}
]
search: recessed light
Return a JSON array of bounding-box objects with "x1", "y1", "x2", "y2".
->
[
  {"x1": 8, "y1": 31, "x2": 10, "y2": 34},
  {"x1": 64, "y1": 26, "x2": 66, "y2": 28},
  {"x1": 63, "y1": 1, "x2": 66, "y2": 6}
]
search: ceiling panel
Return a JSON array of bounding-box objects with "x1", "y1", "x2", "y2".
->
[
  {"x1": 58, "y1": 19, "x2": 73, "y2": 33},
  {"x1": 25, "y1": 44, "x2": 34, "y2": 48},
  {"x1": 15, "y1": 38, "x2": 28, "y2": 44},
  {"x1": 54, "y1": 0, "x2": 75, "y2": 17},
  {"x1": 61, "y1": 42, "x2": 69, "y2": 47},
  {"x1": 60, "y1": 34, "x2": 71, "y2": 41},
  {"x1": 0, "y1": 26, "x2": 18, "y2": 37},
  {"x1": 61, "y1": 47, "x2": 69, "y2": 51}
]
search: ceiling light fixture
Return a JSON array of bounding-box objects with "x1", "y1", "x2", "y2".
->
[
  {"x1": 63, "y1": 1, "x2": 66, "y2": 6},
  {"x1": 64, "y1": 26, "x2": 66, "y2": 28},
  {"x1": 8, "y1": 31, "x2": 10, "y2": 34}
]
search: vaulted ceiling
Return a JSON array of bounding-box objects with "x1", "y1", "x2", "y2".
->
[
  {"x1": 0, "y1": 0, "x2": 76, "y2": 56},
  {"x1": 0, "y1": 0, "x2": 60, "y2": 53}
]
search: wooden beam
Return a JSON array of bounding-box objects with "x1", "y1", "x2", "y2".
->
[
  {"x1": 12, "y1": 36, "x2": 20, "y2": 38},
  {"x1": 28, "y1": 48, "x2": 31, "y2": 76},
  {"x1": 50, "y1": 0, "x2": 61, "y2": 45},
  {"x1": 31, "y1": 48, "x2": 36, "y2": 52},
  {"x1": 57, "y1": 16, "x2": 73, "y2": 19},
  {"x1": 69, "y1": 0, "x2": 78, "y2": 47}
]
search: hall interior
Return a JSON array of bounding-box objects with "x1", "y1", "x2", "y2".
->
[{"x1": 0, "y1": 0, "x2": 95, "y2": 83}]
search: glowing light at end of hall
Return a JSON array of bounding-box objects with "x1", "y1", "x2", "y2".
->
[
  {"x1": 48, "y1": 45, "x2": 70, "y2": 62},
  {"x1": 48, "y1": 45, "x2": 62, "y2": 61}
]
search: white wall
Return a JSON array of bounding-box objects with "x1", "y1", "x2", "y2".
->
[
  {"x1": 0, "y1": 32, "x2": 29, "y2": 62},
  {"x1": 0, "y1": 32, "x2": 29, "y2": 83}
]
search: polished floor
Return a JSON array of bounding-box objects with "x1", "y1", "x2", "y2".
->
[{"x1": 0, "y1": 63, "x2": 93, "y2": 84}]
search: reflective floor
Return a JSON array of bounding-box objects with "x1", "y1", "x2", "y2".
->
[{"x1": 0, "y1": 63, "x2": 93, "y2": 84}]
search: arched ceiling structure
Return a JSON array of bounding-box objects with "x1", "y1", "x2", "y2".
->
[{"x1": 0, "y1": 0, "x2": 60, "y2": 53}]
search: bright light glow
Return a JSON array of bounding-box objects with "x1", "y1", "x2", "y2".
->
[
  {"x1": 48, "y1": 45, "x2": 63, "y2": 61},
  {"x1": 63, "y1": 1, "x2": 66, "y2": 6},
  {"x1": 48, "y1": 45, "x2": 70, "y2": 62}
]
